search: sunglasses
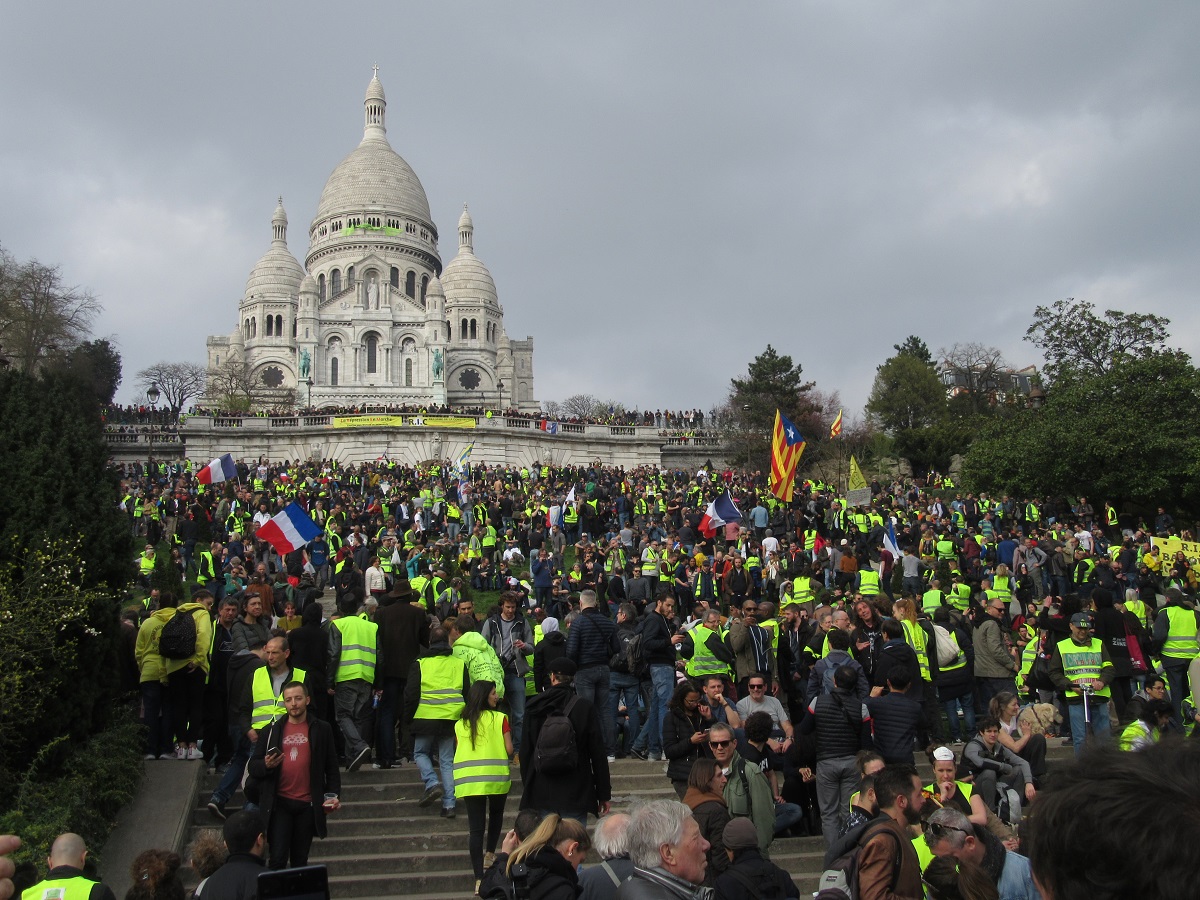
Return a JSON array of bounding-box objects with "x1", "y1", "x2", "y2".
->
[
  {"x1": 748, "y1": 684, "x2": 766, "y2": 690},
  {"x1": 708, "y1": 739, "x2": 732, "y2": 748},
  {"x1": 924, "y1": 821, "x2": 969, "y2": 839}
]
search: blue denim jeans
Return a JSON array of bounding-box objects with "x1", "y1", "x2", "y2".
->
[
  {"x1": 575, "y1": 664, "x2": 614, "y2": 754},
  {"x1": 773, "y1": 800, "x2": 805, "y2": 835},
  {"x1": 414, "y1": 733, "x2": 456, "y2": 809},
  {"x1": 211, "y1": 725, "x2": 253, "y2": 806},
  {"x1": 942, "y1": 694, "x2": 977, "y2": 742},
  {"x1": 1067, "y1": 698, "x2": 1111, "y2": 757},
  {"x1": 610, "y1": 672, "x2": 642, "y2": 756},
  {"x1": 503, "y1": 673, "x2": 527, "y2": 755},
  {"x1": 633, "y1": 665, "x2": 675, "y2": 756}
]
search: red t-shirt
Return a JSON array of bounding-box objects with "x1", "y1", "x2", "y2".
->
[{"x1": 277, "y1": 720, "x2": 311, "y2": 802}]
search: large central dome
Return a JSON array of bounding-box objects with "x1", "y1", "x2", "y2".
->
[{"x1": 312, "y1": 73, "x2": 432, "y2": 227}]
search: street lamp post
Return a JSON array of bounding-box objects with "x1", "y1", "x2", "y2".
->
[
  {"x1": 305, "y1": 377, "x2": 314, "y2": 409},
  {"x1": 146, "y1": 382, "x2": 161, "y2": 458},
  {"x1": 497, "y1": 379, "x2": 505, "y2": 414}
]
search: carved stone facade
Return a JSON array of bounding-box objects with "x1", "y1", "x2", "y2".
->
[{"x1": 206, "y1": 71, "x2": 536, "y2": 411}]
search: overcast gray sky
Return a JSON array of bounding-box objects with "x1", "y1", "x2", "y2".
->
[{"x1": 2, "y1": 2, "x2": 1197, "y2": 422}]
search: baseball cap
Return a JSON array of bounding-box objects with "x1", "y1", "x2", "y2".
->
[
  {"x1": 932, "y1": 746, "x2": 956, "y2": 762},
  {"x1": 1070, "y1": 612, "x2": 1093, "y2": 628}
]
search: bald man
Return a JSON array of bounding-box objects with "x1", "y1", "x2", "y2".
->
[{"x1": 24, "y1": 832, "x2": 116, "y2": 900}]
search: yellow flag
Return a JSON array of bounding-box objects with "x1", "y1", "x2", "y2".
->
[{"x1": 848, "y1": 455, "x2": 868, "y2": 492}]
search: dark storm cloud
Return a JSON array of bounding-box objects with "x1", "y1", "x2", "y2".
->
[{"x1": 1, "y1": 2, "x2": 1196, "y2": 419}]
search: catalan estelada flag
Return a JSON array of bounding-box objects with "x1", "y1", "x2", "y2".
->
[
  {"x1": 769, "y1": 410, "x2": 806, "y2": 502},
  {"x1": 830, "y1": 408, "x2": 843, "y2": 439}
]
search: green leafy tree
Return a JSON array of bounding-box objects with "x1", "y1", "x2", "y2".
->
[
  {"x1": 1026, "y1": 298, "x2": 1170, "y2": 386},
  {"x1": 867, "y1": 352, "x2": 945, "y2": 433},
  {"x1": 892, "y1": 335, "x2": 934, "y2": 366},
  {"x1": 962, "y1": 351, "x2": 1200, "y2": 510},
  {"x1": 56, "y1": 338, "x2": 123, "y2": 406},
  {"x1": 726, "y1": 345, "x2": 817, "y2": 470},
  {"x1": 150, "y1": 540, "x2": 184, "y2": 598}
]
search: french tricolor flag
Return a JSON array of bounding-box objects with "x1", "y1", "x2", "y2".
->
[
  {"x1": 197, "y1": 453, "x2": 238, "y2": 485},
  {"x1": 699, "y1": 491, "x2": 742, "y2": 539},
  {"x1": 255, "y1": 502, "x2": 322, "y2": 555}
]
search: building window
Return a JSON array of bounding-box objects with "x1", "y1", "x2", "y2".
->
[
  {"x1": 445, "y1": 320, "x2": 451, "y2": 341},
  {"x1": 292, "y1": 319, "x2": 297, "y2": 338},
  {"x1": 318, "y1": 273, "x2": 326, "y2": 300},
  {"x1": 330, "y1": 269, "x2": 341, "y2": 295},
  {"x1": 251, "y1": 317, "x2": 257, "y2": 338},
  {"x1": 405, "y1": 358, "x2": 413, "y2": 387},
  {"x1": 420, "y1": 275, "x2": 429, "y2": 305},
  {"x1": 406, "y1": 271, "x2": 416, "y2": 297},
  {"x1": 275, "y1": 315, "x2": 283, "y2": 336},
  {"x1": 347, "y1": 266, "x2": 355, "y2": 286},
  {"x1": 215, "y1": 355, "x2": 220, "y2": 367},
  {"x1": 390, "y1": 267, "x2": 399, "y2": 288},
  {"x1": 366, "y1": 334, "x2": 378, "y2": 374},
  {"x1": 331, "y1": 357, "x2": 339, "y2": 386},
  {"x1": 470, "y1": 319, "x2": 477, "y2": 340},
  {"x1": 461, "y1": 318, "x2": 468, "y2": 340},
  {"x1": 266, "y1": 316, "x2": 273, "y2": 337}
]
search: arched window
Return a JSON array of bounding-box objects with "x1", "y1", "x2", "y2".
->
[
  {"x1": 244, "y1": 319, "x2": 250, "y2": 340},
  {"x1": 318, "y1": 273, "x2": 326, "y2": 300},
  {"x1": 460, "y1": 319, "x2": 468, "y2": 340},
  {"x1": 292, "y1": 320, "x2": 297, "y2": 338},
  {"x1": 266, "y1": 316, "x2": 273, "y2": 337},
  {"x1": 406, "y1": 271, "x2": 416, "y2": 297},
  {"x1": 366, "y1": 334, "x2": 378, "y2": 374},
  {"x1": 420, "y1": 275, "x2": 429, "y2": 305},
  {"x1": 275, "y1": 315, "x2": 283, "y2": 336},
  {"x1": 347, "y1": 266, "x2": 355, "y2": 286},
  {"x1": 390, "y1": 267, "x2": 399, "y2": 288},
  {"x1": 470, "y1": 319, "x2": 477, "y2": 340},
  {"x1": 251, "y1": 317, "x2": 257, "y2": 338},
  {"x1": 330, "y1": 357, "x2": 339, "y2": 386},
  {"x1": 330, "y1": 269, "x2": 341, "y2": 295},
  {"x1": 445, "y1": 320, "x2": 451, "y2": 341},
  {"x1": 405, "y1": 358, "x2": 413, "y2": 387}
]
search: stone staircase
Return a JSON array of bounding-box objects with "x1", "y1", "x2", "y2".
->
[{"x1": 187, "y1": 744, "x2": 1078, "y2": 898}]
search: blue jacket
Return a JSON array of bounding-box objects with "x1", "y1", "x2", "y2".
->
[
  {"x1": 531, "y1": 556, "x2": 554, "y2": 588},
  {"x1": 565, "y1": 607, "x2": 618, "y2": 669}
]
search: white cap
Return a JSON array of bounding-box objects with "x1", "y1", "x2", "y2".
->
[{"x1": 932, "y1": 746, "x2": 956, "y2": 762}]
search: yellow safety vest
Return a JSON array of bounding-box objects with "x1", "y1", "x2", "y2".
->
[
  {"x1": 992, "y1": 575, "x2": 1012, "y2": 604},
  {"x1": 858, "y1": 570, "x2": 881, "y2": 596},
  {"x1": 791, "y1": 576, "x2": 814, "y2": 605},
  {"x1": 1161, "y1": 606, "x2": 1199, "y2": 660},
  {"x1": 416, "y1": 654, "x2": 467, "y2": 720},
  {"x1": 22, "y1": 876, "x2": 99, "y2": 900},
  {"x1": 250, "y1": 666, "x2": 308, "y2": 730},
  {"x1": 684, "y1": 624, "x2": 729, "y2": 678},
  {"x1": 453, "y1": 709, "x2": 512, "y2": 797},
  {"x1": 1057, "y1": 636, "x2": 1111, "y2": 700},
  {"x1": 333, "y1": 616, "x2": 378, "y2": 683},
  {"x1": 901, "y1": 619, "x2": 930, "y2": 681}
]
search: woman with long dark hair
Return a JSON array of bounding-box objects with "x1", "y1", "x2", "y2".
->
[
  {"x1": 455, "y1": 680, "x2": 513, "y2": 895},
  {"x1": 661, "y1": 679, "x2": 711, "y2": 798},
  {"x1": 683, "y1": 757, "x2": 730, "y2": 883}
]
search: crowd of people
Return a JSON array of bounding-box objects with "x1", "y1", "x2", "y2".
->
[{"x1": 7, "y1": 454, "x2": 1200, "y2": 899}]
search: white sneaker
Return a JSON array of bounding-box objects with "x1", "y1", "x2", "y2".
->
[
  {"x1": 175, "y1": 746, "x2": 187, "y2": 760},
  {"x1": 144, "y1": 753, "x2": 157, "y2": 760},
  {"x1": 187, "y1": 747, "x2": 203, "y2": 761},
  {"x1": 606, "y1": 756, "x2": 616, "y2": 763}
]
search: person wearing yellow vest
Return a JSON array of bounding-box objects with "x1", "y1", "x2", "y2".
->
[
  {"x1": 207, "y1": 634, "x2": 307, "y2": 821},
  {"x1": 454, "y1": 680, "x2": 513, "y2": 889},
  {"x1": 20, "y1": 832, "x2": 116, "y2": 900},
  {"x1": 1049, "y1": 612, "x2": 1114, "y2": 756},
  {"x1": 1152, "y1": 587, "x2": 1200, "y2": 719},
  {"x1": 405, "y1": 625, "x2": 469, "y2": 815},
  {"x1": 330, "y1": 596, "x2": 379, "y2": 772},
  {"x1": 681, "y1": 609, "x2": 733, "y2": 682},
  {"x1": 857, "y1": 567, "x2": 881, "y2": 599}
]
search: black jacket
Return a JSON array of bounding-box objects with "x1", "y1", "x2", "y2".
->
[
  {"x1": 801, "y1": 687, "x2": 871, "y2": 761},
  {"x1": 637, "y1": 611, "x2": 676, "y2": 667},
  {"x1": 534, "y1": 631, "x2": 568, "y2": 693},
  {"x1": 520, "y1": 684, "x2": 612, "y2": 816},
  {"x1": 510, "y1": 846, "x2": 582, "y2": 900},
  {"x1": 375, "y1": 597, "x2": 430, "y2": 681},
  {"x1": 864, "y1": 692, "x2": 922, "y2": 764},
  {"x1": 197, "y1": 852, "x2": 266, "y2": 900},
  {"x1": 661, "y1": 706, "x2": 711, "y2": 782},
  {"x1": 246, "y1": 712, "x2": 341, "y2": 840},
  {"x1": 712, "y1": 848, "x2": 799, "y2": 900}
]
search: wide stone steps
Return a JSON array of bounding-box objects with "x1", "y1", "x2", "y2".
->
[{"x1": 187, "y1": 746, "x2": 1078, "y2": 898}]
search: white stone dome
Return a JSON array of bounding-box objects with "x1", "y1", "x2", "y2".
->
[
  {"x1": 441, "y1": 204, "x2": 497, "y2": 307},
  {"x1": 244, "y1": 199, "x2": 303, "y2": 299},
  {"x1": 313, "y1": 74, "x2": 431, "y2": 226}
]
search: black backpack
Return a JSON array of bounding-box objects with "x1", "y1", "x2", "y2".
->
[
  {"x1": 610, "y1": 628, "x2": 645, "y2": 676},
  {"x1": 534, "y1": 696, "x2": 580, "y2": 775},
  {"x1": 159, "y1": 610, "x2": 197, "y2": 660},
  {"x1": 815, "y1": 819, "x2": 902, "y2": 900}
]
